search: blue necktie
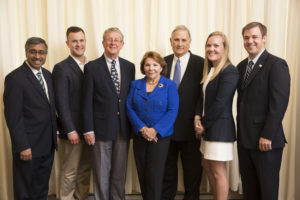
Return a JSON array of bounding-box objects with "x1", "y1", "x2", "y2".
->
[{"x1": 173, "y1": 58, "x2": 181, "y2": 87}]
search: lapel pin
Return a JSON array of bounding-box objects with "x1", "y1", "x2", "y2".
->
[
  {"x1": 158, "y1": 83, "x2": 163, "y2": 88},
  {"x1": 259, "y1": 64, "x2": 263, "y2": 68}
]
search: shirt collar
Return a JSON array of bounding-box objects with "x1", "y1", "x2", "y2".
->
[
  {"x1": 174, "y1": 51, "x2": 190, "y2": 62},
  {"x1": 248, "y1": 49, "x2": 265, "y2": 65},
  {"x1": 25, "y1": 60, "x2": 42, "y2": 74},
  {"x1": 70, "y1": 55, "x2": 88, "y2": 65},
  {"x1": 104, "y1": 54, "x2": 119, "y2": 64}
]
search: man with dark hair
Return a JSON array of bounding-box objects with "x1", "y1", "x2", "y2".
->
[
  {"x1": 237, "y1": 22, "x2": 290, "y2": 200},
  {"x1": 4, "y1": 37, "x2": 57, "y2": 200},
  {"x1": 52, "y1": 26, "x2": 91, "y2": 200},
  {"x1": 162, "y1": 25, "x2": 204, "y2": 200},
  {"x1": 82, "y1": 27, "x2": 135, "y2": 200}
]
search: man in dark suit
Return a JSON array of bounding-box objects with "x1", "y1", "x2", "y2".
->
[
  {"x1": 52, "y1": 26, "x2": 91, "y2": 200},
  {"x1": 162, "y1": 25, "x2": 204, "y2": 200},
  {"x1": 3, "y1": 37, "x2": 57, "y2": 200},
  {"x1": 82, "y1": 27, "x2": 135, "y2": 200},
  {"x1": 236, "y1": 22, "x2": 290, "y2": 200}
]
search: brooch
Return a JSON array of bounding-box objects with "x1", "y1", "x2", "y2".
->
[{"x1": 158, "y1": 83, "x2": 163, "y2": 88}]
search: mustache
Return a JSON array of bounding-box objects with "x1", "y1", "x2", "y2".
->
[{"x1": 30, "y1": 58, "x2": 43, "y2": 61}]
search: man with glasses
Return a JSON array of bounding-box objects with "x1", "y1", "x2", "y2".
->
[
  {"x1": 4, "y1": 37, "x2": 57, "y2": 200},
  {"x1": 82, "y1": 27, "x2": 135, "y2": 200}
]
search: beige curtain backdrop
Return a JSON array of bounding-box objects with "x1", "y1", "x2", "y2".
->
[{"x1": 0, "y1": 0, "x2": 299, "y2": 199}]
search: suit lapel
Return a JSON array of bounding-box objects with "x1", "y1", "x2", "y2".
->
[
  {"x1": 243, "y1": 50, "x2": 268, "y2": 89},
  {"x1": 67, "y1": 56, "x2": 83, "y2": 75},
  {"x1": 166, "y1": 55, "x2": 174, "y2": 79},
  {"x1": 22, "y1": 63, "x2": 49, "y2": 102},
  {"x1": 119, "y1": 58, "x2": 127, "y2": 96},
  {"x1": 43, "y1": 68, "x2": 54, "y2": 105},
  {"x1": 98, "y1": 55, "x2": 118, "y2": 95}
]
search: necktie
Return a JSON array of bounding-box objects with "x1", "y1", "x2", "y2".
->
[
  {"x1": 110, "y1": 60, "x2": 120, "y2": 95},
  {"x1": 36, "y1": 71, "x2": 46, "y2": 94},
  {"x1": 173, "y1": 58, "x2": 181, "y2": 87},
  {"x1": 242, "y1": 61, "x2": 254, "y2": 88}
]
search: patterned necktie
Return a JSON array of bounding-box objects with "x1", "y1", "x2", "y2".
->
[
  {"x1": 173, "y1": 58, "x2": 181, "y2": 88},
  {"x1": 242, "y1": 61, "x2": 254, "y2": 88},
  {"x1": 36, "y1": 71, "x2": 46, "y2": 94},
  {"x1": 110, "y1": 60, "x2": 120, "y2": 95}
]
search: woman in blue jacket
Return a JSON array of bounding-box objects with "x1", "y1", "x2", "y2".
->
[
  {"x1": 126, "y1": 51, "x2": 179, "y2": 200},
  {"x1": 194, "y1": 32, "x2": 239, "y2": 200}
]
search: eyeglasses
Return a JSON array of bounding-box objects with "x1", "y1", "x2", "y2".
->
[
  {"x1": 27, "y1": 49, "x2": 47, "y2": 55},
  {"x1": 105, "y1": 38, "x2": 122, "y2": 43}
]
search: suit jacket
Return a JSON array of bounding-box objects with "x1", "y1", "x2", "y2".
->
[
  {"x1": 82, "y1": 54, "x2": 135, "y2": 141},
  {"x1": 52, "y1": 56, "x2": 84, "y2": 139},
  {"x1": 165, "y1": 52, "x2": 204, "y2": 141},
  {"x1": 237, "y1": 50, "x2": 290, "y2": 149},
  {"x1": 126, "y1": 76, "x2": 179, "y2": 138},
  {"x1": 196, "y1": 65, "x2": 239, "y2": 142},
  {"x1": 3, "y1": 62, "x2": 57, "y2": 157}
]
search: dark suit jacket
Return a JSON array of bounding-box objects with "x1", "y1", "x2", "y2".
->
[
  {"x1": 165, "y1": 52, "x2": 204, "y2": 141},
  {"x1": 237, "y1": 50, "x2": 290, "y2": 149},
  {"x1": 196, "y1": 65, "x2": 239, "y2": 142},
  {"x1": 82, "y1": 54, "x2": 135, "y2": 141},
  {"x1": 3, "y1": 62, "x2": 57, "y2": 157},
  {"x1": 126, "y1": 76, "x2": 179, "y2": 138},
  {"x1": 52, "y1": 56, "x2": 84, "y2": 139}
]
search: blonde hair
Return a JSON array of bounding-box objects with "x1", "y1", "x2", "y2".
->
[{"x1": 201, "y1": 31, "x2": 231, "y2": 84}]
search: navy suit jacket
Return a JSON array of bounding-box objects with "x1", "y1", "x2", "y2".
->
[
  {"x1": 126, "y1": 75, "x2": 179, "y2": 138},
  {"x1": 4, "y1": 62, "x2": 57, "y2": 157},
  {"x1": 82, "y1": 54, "x2": 135, "y2": 141},
  {"x1": 165, "y1": 52, "x2": 204, "y2": 141},
  {"x1": 196, "y1": 65, "x2": 239, "y2": 142},
  {"x1": 52, "y1": 56, "x2": 84, "y2": 139},
  {"x1": 237, "y1": 50, "x2": 290, "y2": 149}
]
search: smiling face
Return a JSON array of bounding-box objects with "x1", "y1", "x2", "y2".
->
[
  {"x1": 170, "y1": 29, "x2": 191, "y2": 58},
  {"x1": 102, "y1": 31, "x2": 124, "y2": 59},
  {"x1": 144, "y1": 58, "x2": 163, "y2": 81},
  {"x1": 205, "y1": 35, "x2": 225, "y2": 66},
  {"x1": 26, "y1": 43, "x2": 47, "y2": 70},
  {"x1": 66, "y1": 31, "x2": 86, "y2": 59},
  {"x1": 243, "y1": 26, "x2": 266, "y2": 59}
]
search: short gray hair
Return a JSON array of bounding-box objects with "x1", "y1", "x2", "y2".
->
[
  {"x1": 102, "y1": 27, "x2": 124, "y2": 42},
  {"x1": 171, "y1": 25, "x2": 191, "y2": 39},
  {"x1": 25, "y1": 37, "x2": 48, "y2": 52}
]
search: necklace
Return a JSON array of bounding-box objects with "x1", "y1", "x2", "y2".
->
[{"x1": 147, "y1": 79, "x2": 158, "y2": 85}]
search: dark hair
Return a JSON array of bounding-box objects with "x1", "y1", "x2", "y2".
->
[
  {"x1": 242, "y1": 22, "x2": 267, "y2": 36},
  {"x1": 66, "y1": 26, "x2": 85, "y2": 39},
  {"x1": 25, "y1": 37, "x2": 48, "y2": 52},
  {"x1": 140, "y1": 51, "x2": 167, "y2": 76}
]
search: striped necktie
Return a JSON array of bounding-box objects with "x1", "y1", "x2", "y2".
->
[
  {"x1": 242, "y1": 61, "x2": 254, "y2": 88},
  {"x1": 36, "y1": 71, "x2": 46, "y2": 94}
]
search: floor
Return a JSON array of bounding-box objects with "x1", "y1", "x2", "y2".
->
[{"x1": 48, "y1": 191, "x2": 243, "y2": 199}]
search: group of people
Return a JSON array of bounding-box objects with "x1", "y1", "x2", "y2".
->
[{"x1": 3, "y1": 22, "x2": 290, "y2": 200}]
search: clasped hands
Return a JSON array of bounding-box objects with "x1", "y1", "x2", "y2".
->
[
  {"x1": 140, "y1": 127, "x2": 158, "y2": 142},
  {"x1": 194, "y1": 115, "x2": 205, "y2": 140}
]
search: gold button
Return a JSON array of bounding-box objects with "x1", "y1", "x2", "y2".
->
[
  {"x1": 117, "y1": 112, "x2": 120, "y2": 115},
  {"x1": 119, "y1": 99, "x2": 121, "y2": 102}
]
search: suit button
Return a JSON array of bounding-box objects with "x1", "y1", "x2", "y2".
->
[
  {"x1": 118, "y1": 99, "x2": 121, "y2": 103},
  {"x1": 117, "y1": 112, "x2": 120, "y2": 115}
]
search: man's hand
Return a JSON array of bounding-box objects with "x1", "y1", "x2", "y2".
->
[
  {"x1": 67, "y1": 131, "x2": 80, "y2": 144},
  {"x1": 259, "y1": 137, "x2": 272, "y2": 152},
  {"x1": 84, "y1": 133, "x2": 95, "y2": 146},
  {"x1": 20, "y1": 148, "x2": 32, "y2": 161}
]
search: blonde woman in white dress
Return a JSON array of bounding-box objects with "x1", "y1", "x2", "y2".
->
[{"x1": 194, "y1": 31, "x2": 239, "y2": 200}]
